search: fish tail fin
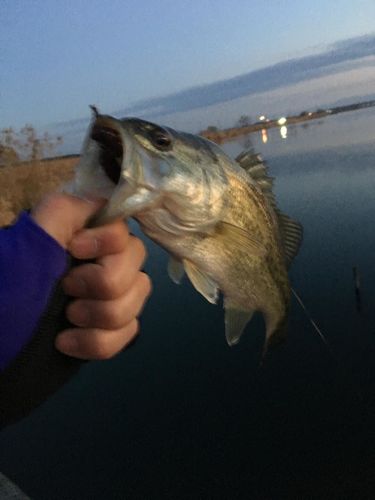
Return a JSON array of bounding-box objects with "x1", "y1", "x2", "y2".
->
[{"x1": 262, "y1": 311, "x2": 289, "y2": 359}]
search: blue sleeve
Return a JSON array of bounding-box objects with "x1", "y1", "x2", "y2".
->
[{"x1": 0, "y1": 212, "x2": 68, "y2": 371}]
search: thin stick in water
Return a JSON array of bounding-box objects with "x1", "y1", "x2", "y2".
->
[{"x1": 352, "y1": 266, "x2": 362, "y2": 313}]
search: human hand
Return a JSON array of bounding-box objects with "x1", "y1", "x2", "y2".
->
[{"x1": 32, "y1": 193, "x2": 151, "y2": 360}]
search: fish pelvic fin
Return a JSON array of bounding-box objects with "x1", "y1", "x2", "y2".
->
[
  {"x1": 168, "y1": 257, "x2": 185, "y2": 284},
  {"x1": 224, "y1": 307, "x2": 255, "y2": 346},
  {"x1": 183, "y1": 260, "x2": 219, "y2": 304}
]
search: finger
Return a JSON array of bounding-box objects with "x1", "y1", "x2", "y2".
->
[
  {"x1": 31, "y1": 193, "x2": 105, "y2": 249},
  {"x1": 62, "y1": 236, "x2": 147, "y2": 299},
  {"x1": 66, "y1": 272, "x2": 152, "y2": 329},
  {"x1": 68, "y1": 219, "x2": 129, "y2": 259},
  {"x1": 55, "y1": 319, "x2": 139, "y2": 360}
]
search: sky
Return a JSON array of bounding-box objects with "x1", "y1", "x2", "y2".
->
[{"x1": 1, "y1": 0, "x2": 375, "y2": 129}]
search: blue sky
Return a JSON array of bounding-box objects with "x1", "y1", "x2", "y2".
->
[{"x1": 1, "y1": 0, "x2": 375, "y2": 129}]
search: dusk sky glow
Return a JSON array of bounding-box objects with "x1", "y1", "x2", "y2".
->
[{"x1": 1, "y1": 0, "x2": 375, "y2": 129}]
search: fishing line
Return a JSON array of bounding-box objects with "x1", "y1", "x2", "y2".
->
[
  {"x1": 291, "y1": 287, "x2": 364, "y2": 404},
  {"x1": 291, "y1": 288, "x2": 332, "y2": 353}
]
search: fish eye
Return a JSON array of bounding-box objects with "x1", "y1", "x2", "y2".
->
[{"x1": 149, "y1": 130, "x2": 172, "y2": 151}]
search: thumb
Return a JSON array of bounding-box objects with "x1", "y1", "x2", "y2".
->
[{"x1": 31, "y1": 193, "x2": 105, "y2": 249}]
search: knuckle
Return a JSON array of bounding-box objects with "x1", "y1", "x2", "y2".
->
[
  {"x1": 115, "y1": 220, "x2": 129, "y2": 239},
  {"x1": 130, "y1": 236, "x2": 147, "y2": 261},
  {"x1": 99, "y1": 269, "x2": 122, "y2": 299},
  {"x1": 139, "y1": 272, "x2": 152, "y2": 296},
  {"x1": 103, "y1": 220, "x2": 128, "y2": 247},
  {"x1": 103, "y1": 304, "x2": 128, "y2": 330},
  {"x1": 41, "y1": 192, "x2": 68, "y2": 212},
  {"x1": 128, "y1": 318, "x2": 140, "y2": 338}
]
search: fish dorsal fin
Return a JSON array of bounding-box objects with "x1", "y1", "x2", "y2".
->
[
  {"x1": 236, "y1": 150, "x2": 303, "y2": 266},
  {"x1": 225, "y1": 307, "x2": 255, "y2": 346},
  {"x1": 276, "y1": 210, "x2": 303, "y2": 267},
  {"x1": 235, "y1": 151, "x2": 276, "y2": 209},
  {"x1": 216, "y1": 221, "x2": 266, "y2": 257},
  {"x1": 168, "y1": 257, "x2": 185, "y2": 284},
  {"x1": 183, "y1": 260, "x2": 219, "y2": 304},
  {"x1": 235, "y1": 150, "x2": 263, "y2": 172}
]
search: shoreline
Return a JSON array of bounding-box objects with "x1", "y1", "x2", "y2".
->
[{"x1": 199, "y1": 99, "x2": 375, "y2": 143}]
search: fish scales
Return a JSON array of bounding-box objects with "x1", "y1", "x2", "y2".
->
[{"x1": 66, "y1": 111, "x2": 303, "y2": 352}]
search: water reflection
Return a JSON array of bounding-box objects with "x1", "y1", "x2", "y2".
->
[
  {"x1": 261, "y1": 128, "x2": 268, "y2": 143},
  {"x1": 1, "y1": 107, "x2": 375, "y2": 500},
  {"x1": 224, "y1": 107, "x2": 375, "y2": 159},
  {"x1": 280, "y1": 125, "x2": 288, "y2": 139}
]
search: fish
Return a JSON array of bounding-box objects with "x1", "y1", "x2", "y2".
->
[{"x1": 67, "y1": 109, "x2": 303, "y2": 351}]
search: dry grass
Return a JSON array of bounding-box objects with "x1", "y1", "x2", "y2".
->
[{"x1": 0, "y1": 156, "x2": 78, "y2": 226}]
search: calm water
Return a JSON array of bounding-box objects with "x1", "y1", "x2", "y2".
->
[{"x1": 1, "y1": 109, "x2": 375, "y2": 499}]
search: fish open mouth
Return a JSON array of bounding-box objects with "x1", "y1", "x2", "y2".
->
[{"x1": 91, "y1": 120, "x2": 123, "y2": 185}]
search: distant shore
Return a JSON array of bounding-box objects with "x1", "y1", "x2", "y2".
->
[{"x1": 199, "y1": 100, "x2": 375, "y2": 143}]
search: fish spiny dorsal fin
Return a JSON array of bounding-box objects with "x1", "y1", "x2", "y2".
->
[
  {"x1": 235, "y1": 150, "x2": 262, "y2": 171},
  {"x1": 235, "y1": 151, "x2": 276, "y2": 209},
  {"x1": 236, "y1": 150, "x2": 303, "y2": 266},
  {"x1": 276, "y1": 210, "x2": 303, "y2": 267}
]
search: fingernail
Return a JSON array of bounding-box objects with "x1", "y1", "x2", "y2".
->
[{"x1": 56, "y1": 334, "x2": 78, "y2": 355}]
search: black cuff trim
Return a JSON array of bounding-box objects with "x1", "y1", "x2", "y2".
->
[{"x1": 0, "y1": 258, "x2": 84, "y2": 428}]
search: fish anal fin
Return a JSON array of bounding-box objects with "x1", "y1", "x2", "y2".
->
[
  {"x1": 183, "y1": 260, "x2": 219, "y2": 304},
  {"x1": 224, "y1": 307, "x2": 255, "y2": 346},
  {"x1": 276, "y1": 210, "x2": 303, "y2": 267},
  {"x1": 168, "y1": 257, "x2": 185, "y2": 284},
  {"x1": 216, "y1": 221, "x2": 266, "y2": 258}
]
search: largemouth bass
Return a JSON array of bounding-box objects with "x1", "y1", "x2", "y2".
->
[{"x1": 68, "y1": 109, "x2": 303, "y2": 351}]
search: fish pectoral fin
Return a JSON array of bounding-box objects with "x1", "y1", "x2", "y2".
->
[
  {"x1": 216, "y1": 221, "x2": 266, "y2": 257},
  {"x1": 183, "y1": 260, "x2": 219, "y2": 304},
  {"x1": 168, "y1": 257, "x2": 185, "y2": 284},
  {"x1": 224, "y1": 307, "x2": 255, "y2": 346}
]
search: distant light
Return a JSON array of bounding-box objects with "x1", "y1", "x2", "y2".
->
[
  {"x1": 280, "y1": 125, "x2": 287, "y2": 139},
  {"x1": 259, "y1": 115, "x2": 266, "y2": 121},
  {"x1": 278, "y1": 117, "x2": 287, "y2": 125},
  {"x1": 308, "y1": 112, "x2": 313, "y2": 116},
  {"x1": 261, "y1": 128, "x2": 268, "y2": 143}
]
